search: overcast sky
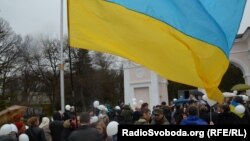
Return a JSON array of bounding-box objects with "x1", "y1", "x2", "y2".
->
[
  {"x1": 0, "y1": 0, "x2": 67, "y2": 38},
  {"x1": 0, "y1": 0, "x2": 249, "y2": 39}
]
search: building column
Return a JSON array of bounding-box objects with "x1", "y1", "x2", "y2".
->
[
  {"x1": 243, "y1": 74, "x2": 250, "y2": 96},
  {"x1": 150, "y1": 71, "x2": 160, "y2": 109},
  {"x1": 123, "y1": 61, "x2": 132, "y2": 105}
]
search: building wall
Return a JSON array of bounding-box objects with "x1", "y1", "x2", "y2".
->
[
  {"x1": 230, "y1": 28, "x2": 250, "y2": 95},
  {"x1": 123, "y1": 61, "x2": 169, "y2": 110}
]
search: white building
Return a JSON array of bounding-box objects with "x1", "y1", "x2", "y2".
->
[
  {"x1": 230, "y1": 28, "x2": 250, "y2": 90},
  {"x1": 123, "y1": 60, "x2": 169, "y2": 110}
]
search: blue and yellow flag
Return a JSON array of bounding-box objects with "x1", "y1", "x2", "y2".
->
[
  {"x1": 68, "y1": 0, "x2": 246, "y2": 103},
  {"x1": 230, "y1": 100, "x2": 244, "y2": 118}
]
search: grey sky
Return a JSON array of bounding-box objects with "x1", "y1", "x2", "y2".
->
[
  {"x1": 0, "y1": 0, "x2": 249, "y2": 39},
  {"x1": 0, "y1": 0, "x2": 67, "y2": 38}
]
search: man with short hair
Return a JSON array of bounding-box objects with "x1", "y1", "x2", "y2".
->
[
  {"x1": 67, "y1": 112, "x2": 102, "y2": 141},
  {"x1": 180, "y1": 105, "x2": 208, "y2": 125},
  {"x1": 151, "y1": 108, "x2": 170, "y2": 125},
  {"x1": 134, "y1": 109, "x2": 151, "y2": 125}
]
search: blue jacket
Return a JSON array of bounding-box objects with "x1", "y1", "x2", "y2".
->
[{"x1": 180, "y1": 116, "x2": 208, "y2": 125}]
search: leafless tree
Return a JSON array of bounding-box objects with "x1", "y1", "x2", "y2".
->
[
  {"x1": 89, "y1": 52, "x2": 124, "y2": 105},
  {"x1": 40, "y1": 38, "x2": 61, "y2": 109},
  {"x1": 14, "y1": 36, "x2": 42, "y2": 105},
  {"x1": 0, "y1": 18, "x2": 22, "y2": 106}
]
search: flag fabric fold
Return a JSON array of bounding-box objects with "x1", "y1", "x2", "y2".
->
[{"x1": 68, "y1": 0, "x2": 246, "y2": 103}]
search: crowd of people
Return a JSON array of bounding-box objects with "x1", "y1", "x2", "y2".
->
[{"x1": 0, "y1": 92, "x2": 250, "y2": 141}]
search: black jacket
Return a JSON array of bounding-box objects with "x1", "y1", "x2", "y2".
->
[
  {"x1": 67, "y1": 125, "x2": 102, "y2": 141},
  {"x1": 26, "y1": 126, "x2": 47, "y2": 141},
  {"x1": 217, "y1": 112, "x2": 241, "y2": 125},
  {"x1": 49, "y1": 120, "x2": 64, "y2": 141}
]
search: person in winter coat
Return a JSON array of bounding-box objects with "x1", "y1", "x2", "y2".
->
[
  {"x1": 49, "y1": 111, "x2": 64, "y2": 141},
  {"x1": 217, "y1": 104, "x2": 241, "y2": 124},
  {"x1": 180, "y1": 105, "x2": 208, "y2": 125},
  {"x1": 151, "y1": 108, "x2": 170, "y2": 125},
  {"x1": 120, "y1": 105, "x2": 133, "y2": 124},
  {"x1": 61, "y1": 116, "x2": 79, "y2": 141},
  {"x1": 26, "y1": 116, "x2": 47, "y2": 141},
  {"x1": 39, "y1": 117, "x2": 52, "y2": 141},
  {"x1": 67, "y1": 112, "x2": 102, "y2": 141},
  {"x1": 134, "y1": 108, "x2": 151, "y2": 125}
]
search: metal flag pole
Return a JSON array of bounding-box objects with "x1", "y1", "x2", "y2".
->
[
  {"x1": 60, "y1": 0, "x2": 65, "y2": 112},
  {"x1": 210, "y1": 107, "x2": 212, "y2": 123}
]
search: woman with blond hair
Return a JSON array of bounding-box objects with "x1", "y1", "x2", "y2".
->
[{"x1": 39, "y1": 117, "x2": 52, "y2": 141}]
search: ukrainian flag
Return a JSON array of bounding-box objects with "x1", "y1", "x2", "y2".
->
[
  {"x1": 68, "y1": 0, "x2": 246, "y2": 103},
  {"x1": 230, "y1": 100, "x2": 244, "y2": 118}
]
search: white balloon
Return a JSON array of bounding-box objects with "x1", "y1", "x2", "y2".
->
[
  {"x1": 0, "y1": 124, "x2": 12, "y2": 136},
  {"x1": 90, "y1": 116, "x2": 99, "y2": 124},
  {"x1": 19, "y1": 133, "x2": 29, "y2": 141},
  {"x1": 238, "y1": 95, "x2": 249, "y2": 102},
  {"x1": 93, "y1": 100, "x2": 100, "y2": 108},
  {"x1": 202, "y1": 95, "x2": 208, "y2": 101},
  {"x1": 235, "y1": 105, "x2": 245, "y2": 114},
  {"x1": 132, "y1": 101, "x2": 137, "y2": 106},
  {"x1": 223, "y1": 92, "x2": 236, "y2": 97},
  {"x1": 105, "y1": 108, "x2": 108, "y2": 112},
  {"x1": 132, "y1": 98, "x2": 137, "y2": 102},
  {"x1": 115, "y1": 106, "x2": 121, "y2": 110},
  {"x1": 173, "y1": 98, "x2": 177, "y2": 102},
  {"x1": 10, "y1": 124, "x2": 18, "y2": 133},
  {"x1": 138, "y1": 100, "x2": 144, "y2": 104},
  {"x1": 106, "y1": 121, "x2": 119, "y2": 136},
  {"x1": 207, "y1": 99, "x2": 217, "y2": 106},
  {"x1": 65, "y1": 105, "x2": 71, "y2": 111},
  {"x1": 202, "y1": 95, "x2": 217, "y2": 106},
  {"x1": 98, "y1": 105, "x2": 106, "y2": 110}
]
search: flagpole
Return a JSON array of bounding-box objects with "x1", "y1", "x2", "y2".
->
[{"x1": 60, "y1": 0, "x2": 65, "y2": 112}]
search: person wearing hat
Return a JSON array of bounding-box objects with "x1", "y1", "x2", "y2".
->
[
  {"x1": 151, "y1": 108, "x2": 169, "y2": 125},
  {"x1": 64, "y1": 105, "x2": 74, "y2": 121}
]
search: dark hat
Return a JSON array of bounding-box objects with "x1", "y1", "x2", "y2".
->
[
  {"x1": 153, "y1": 108, "x2": 163, "y2": 115},
  {"x1": 52, "y1": 111, "x2": 62, "y2": 120}
]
